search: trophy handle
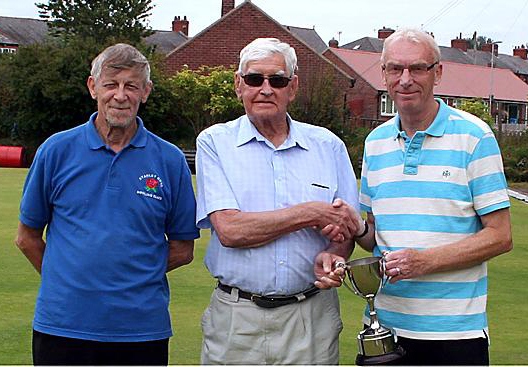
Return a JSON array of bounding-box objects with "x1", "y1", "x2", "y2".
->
[
  {"x1": 335, "y1": 261, "x2": 359, "y2": 295},
  {"x1": 380, "y1": 253, "x2": 392, "y2": 287},
  {"x1": 342, "y1": 272, "x2": 359, "y2": 295}
]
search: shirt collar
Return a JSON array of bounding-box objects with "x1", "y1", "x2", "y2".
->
[
  {"x1": 85, "y1": 112, "x2": 148, "y2": 150},
  {"x1": 391, "y1": 98, "x2": 448, "y2": 139},
  {"x1": 236, "y1": 114, "x2": 308, "y2": 150}
]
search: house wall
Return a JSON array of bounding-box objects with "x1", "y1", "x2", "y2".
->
[
  {"x1": 164, "y1": 2, "x2": 355, "y2": 124},
  {"x1": 323, "y1": 50, "x2": 386, "y2": 127}
]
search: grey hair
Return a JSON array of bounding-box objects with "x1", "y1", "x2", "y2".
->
[
  {"x1": 381, "y1": 28, "x2": 441, "y2": 64},
  {"x1": 90, "y1": 43, "x2": 151, "y2": 84},
  {"x1": 238, "y1": 38, "x2": 298, "y2": 77}
]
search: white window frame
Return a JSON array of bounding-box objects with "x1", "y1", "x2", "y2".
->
[
  {"x1": 1, "y1": 47, "x2": 16, "y2": 54},
  {"x1": 380, "y1": 93, "x2": 397, "y2": 116}
]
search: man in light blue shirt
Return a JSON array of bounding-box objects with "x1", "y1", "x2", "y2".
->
[{"x1": 196, "y1": 38, "x2": 363, "y2": 364}]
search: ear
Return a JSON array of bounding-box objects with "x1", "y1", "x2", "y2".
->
[
  {"x1": 434, "y1": 63, "x2": 443, "y2": 86},
  {"x1": 288, "y1": 75, "x2": 299, "y2": 102},
  {"x1": 141, "y1": 81, "x2": 153, "y2": 103},
  {"x1": 87, "y1": 76, "x2": 97, "y2": 99},
  {"x1": 381, "y1": 68, "x2": 387, "y2": 87},
  {"x1": 234, "y1": 72, "x2": 242, "y2": 99}
]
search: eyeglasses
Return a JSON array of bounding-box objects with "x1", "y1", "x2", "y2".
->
[
  {"x1": 382, "y1": 61, "x2": 439, "y2": 78},
  {"x1": 241, "y1": 73, "x2": 292, "y2": 88}
]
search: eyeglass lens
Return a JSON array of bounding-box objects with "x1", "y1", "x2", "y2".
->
[
  {"x1": 384, "y1": 62, "x2": 438, "y2": 77},
  {"x1": 242, "y1": 74, "x2": 291, "y2": 88}
]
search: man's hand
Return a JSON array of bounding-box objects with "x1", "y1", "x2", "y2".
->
[
  {"x1": 319, "y1": 198, "x2": 363, "y2": 242},
  {"x1": 314, "y1": 251, "x2": 346, "y2": 289},
  {"x1": 383, "y1": 249, "x2": 427, "y2": 283}
]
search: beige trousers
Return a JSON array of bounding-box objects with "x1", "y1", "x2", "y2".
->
[{"x1": 201, "y1": 287, "x2": 343, "y2": 365}]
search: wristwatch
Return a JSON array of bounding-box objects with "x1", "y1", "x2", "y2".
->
[{"x1": 355, "y1": 220, "x2": 369, "y2": 239}]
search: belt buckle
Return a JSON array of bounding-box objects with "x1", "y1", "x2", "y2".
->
[{"x1": 250, "y1": 294, "x2": 272, "y2": 308}]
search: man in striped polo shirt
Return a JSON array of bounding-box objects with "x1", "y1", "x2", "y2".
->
[{"x1": 353, "y1": 28, "x2": 512, "y2": 365}]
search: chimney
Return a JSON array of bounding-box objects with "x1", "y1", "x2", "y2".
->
[
  {"x1": 378, "y1": 26, "x2": 395, "y2": 40},
  {"x1": 172, "y1": 16, "x2": 189, "y2": 36},
  {"x1": 222, "y1": 0, "x2": 235, "y2": 17},
  {"x1": 482, "y1": 42, "x2": 499, "y2": 55},
  {"x1": 328, "y1": 38, "x2": 339, "y2": 48},
  {"x1": 513, "y1": 45, "x2": 527, "y2": 60},
  {"x1": 451, "y1": 33, "x2": 468, "y2": 52}
]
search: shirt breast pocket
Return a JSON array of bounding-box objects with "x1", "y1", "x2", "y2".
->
[{"x1": 303, "y1": 183, "x2": 335, "y2": 203}]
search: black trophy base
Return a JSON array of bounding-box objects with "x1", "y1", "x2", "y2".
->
[{"x1": 355, "y1": 345, "x2": 406, "y2": 366}]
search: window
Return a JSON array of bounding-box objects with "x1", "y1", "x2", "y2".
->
[
  {"x1": 1, "y1": 48, "x2": 16, "y2": 54},
  {"x1": 380, "y1": 93, "x2": 397, "y2": 116}
]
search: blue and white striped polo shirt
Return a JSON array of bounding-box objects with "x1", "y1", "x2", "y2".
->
[{"x1": 359, "y1": 99, "x2": 510, "y2": 340}]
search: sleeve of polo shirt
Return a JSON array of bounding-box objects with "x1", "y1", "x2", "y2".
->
[
  {"x1": 165, "y1": 154, "x2": 200, "y2": 241},
  {"x1": 19, "y1": 145, "x2": 52, "y2": 229},
  {"x1": 195, "y1": 129, "x2": 240, "y2": 229},
  {"x1": 335, "y1": 138, "x2": 360, "y2": 213},
  {"x1": 467, "y1": 131, "x2": 510, "y2": 216},
  {"x1": 359, "y1": 148, "x2": 372, "y2": 214}
]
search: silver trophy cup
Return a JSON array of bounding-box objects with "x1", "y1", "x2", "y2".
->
[{"x1": 337, "y1": 256, "x2": 405, "y2": 365}]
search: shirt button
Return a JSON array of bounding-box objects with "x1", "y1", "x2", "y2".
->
[{"x1": 279, "y1": 260, "x2": 285, "y2": 265}]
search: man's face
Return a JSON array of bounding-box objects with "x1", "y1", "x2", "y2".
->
[
  {"x1": 235, "y1": 53, "x2": 298, "y2": 125},
  {"x1": 382, "y1": 39, "x2": 442, "y2": 115},
  {"x1": 87, "y1": 67, "x2": 152, "y2": 130}
]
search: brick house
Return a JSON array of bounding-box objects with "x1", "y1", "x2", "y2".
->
[
  {"x1": 164, "y1": 0, "x2": 355, "y2": 120},
  {"x1": 324, "y1": 46, "x2": 528, "y2": 133},
  {"x1": 331, "y1": 28, "x2": 528, "y2": 131},
  {"x1": 0, "y1": 16, "x2": 48, "y2": 53}
]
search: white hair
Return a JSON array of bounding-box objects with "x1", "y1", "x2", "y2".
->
[
  {"x1": 381, "y1": 28, "x2": 441, "y2": 64},
  {"x1": 238, "y1": 38, "x2": 298, "y2": 77}
]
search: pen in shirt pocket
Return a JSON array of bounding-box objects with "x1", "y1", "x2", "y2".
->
[{"x1": 311, "y1": 183, "x2": 330, "y2": 189}]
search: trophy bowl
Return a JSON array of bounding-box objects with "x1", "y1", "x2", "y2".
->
[{"x1": 338, "y1": 256, "x2": 405, "y2": 365}]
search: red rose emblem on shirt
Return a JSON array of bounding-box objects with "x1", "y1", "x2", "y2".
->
[{"x1": 145, "y1": 178, "x2": 159, "y2": 192}]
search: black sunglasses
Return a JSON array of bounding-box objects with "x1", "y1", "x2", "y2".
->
[{"x1": 241, "y1": 73, "x2": 292, "y2": 88}]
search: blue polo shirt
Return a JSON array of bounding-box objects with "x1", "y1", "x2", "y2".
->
[{"x1": 20, "y1": 113, "x2": 200, "y2": 342}]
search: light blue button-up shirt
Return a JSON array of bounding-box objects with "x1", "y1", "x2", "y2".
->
[{"x1": 196, "y1": 115, "x2": 359, "y2": 295}]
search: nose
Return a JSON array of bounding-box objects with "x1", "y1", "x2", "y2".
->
[
  {"x1": 259, "y1": 78, "x2": 274, "y2": 96},
  {"x1": 113, "y1": 85, "x2": 127, "y2": 101},
  {"x1": 399, "y1": 69, "x2": 413, "y2": 87}
]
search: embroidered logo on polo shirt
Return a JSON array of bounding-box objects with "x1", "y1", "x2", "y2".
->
[
  {"x1": 137, "y1": 173, "x2": 164, "y2": 201},
  {"x1": 145, "y1": 178, "x2": 159, "y2": 193},
  {"x1": 442, "y1": 170, "x2": 451, "y2": 179}
]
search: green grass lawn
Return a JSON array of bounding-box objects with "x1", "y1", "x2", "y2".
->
[{"x1": 1, "y1": 167, "x2": 527, "y2": 364}]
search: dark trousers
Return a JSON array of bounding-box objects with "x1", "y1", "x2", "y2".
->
[
  {"x1": 394, "y1": 335, "x2": 489, "y2": 366},
  {"x1": 32, "y1": 329, "x2": 169, "y2": 365}
]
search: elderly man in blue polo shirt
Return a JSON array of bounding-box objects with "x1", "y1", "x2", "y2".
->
[
  {"x1": 347, "y1": 28, "x2": 513, "y2": 365},
  {"x1": 16, "y1": 43, "x2": 200, "y2": 365},
  {"x1": 195, "y1": 37, "x2": 363, "y2": 365}
]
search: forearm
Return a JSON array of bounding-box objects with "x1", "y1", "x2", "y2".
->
[
  {"x1": 423, "y1": 221, "x2": 512, "y2": 274},
  {"x1": 211, "y1": 203, "x2": 323, "y2": 248},
  {"x1": 384, "y1": 208, "x2": 513, "y2": 280},
  {"x1": 15, "y1": 222, "x2": 46, "y2": 274},
  {"x1": 355, "y1": 213, "x2": 376, "y2": 252},
  {"x1": 167, "y1": 240, "x2": 194, "y2": 272}
]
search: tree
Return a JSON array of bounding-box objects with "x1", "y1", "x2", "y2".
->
[
  {"x1": 36, "y1": 0, "x2": 154, "y2": 44},
  {"x1": 139, "y1": 54, "x2": 195, "y2": 147},
  {"x1": 0, "y1": 39, "x2": 98, "y2": 151},
  {"x1": 458, "y1": 98, "x2": 494, "y2": 127},
  {"x1": 0, "y1": 1, "x2": 179, "y2": 155},
  {"x1": 168, "y1": 65, "x2": 244, "y2": 139}
]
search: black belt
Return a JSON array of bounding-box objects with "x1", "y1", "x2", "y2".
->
[{"x1": 217, "y1": 282, "x2": 320, "y2": 309}]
